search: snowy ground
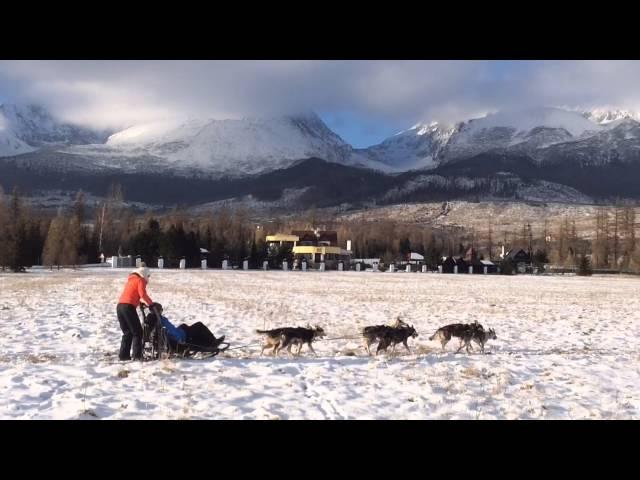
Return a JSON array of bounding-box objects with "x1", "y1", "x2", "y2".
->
[{"x1": 1, "y1": 268, "x2": 639, "y2": 419}]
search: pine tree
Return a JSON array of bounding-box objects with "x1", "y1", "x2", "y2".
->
[
  {"x1": 4, "y1": 188, "x2": 31, "y2": 272},
  {"x1": 577, "y1": 254, "x2": 593, "y2": 276},
  {"x1": 249, "y1": 234, "x2": 259, "y2": 268}
]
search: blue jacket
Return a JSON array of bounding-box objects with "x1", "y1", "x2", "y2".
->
[{"x1": 160, "y1": 316, "x2": 187, "y2": 343}]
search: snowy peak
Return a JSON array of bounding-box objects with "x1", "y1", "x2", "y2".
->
[
  {"x1": 0, "y1": 128, "x2": 35, "y2": 157},
  {"x1": 582, "y1": 108, "x2": 640, "y2": 125},
  {"x1": 0, "y1": 104, "x2": 110, "y2": 147},
  {"x1": 364, "y1": 107, "x2": 621, "y2": 170},
  {"x1": 463, "y1": 107, "x2": 600, "y2": 137},
  {"x1": 357, "y1": 121, "x2": 457, "y2": 171},
  {"x1": 83, "y1": 112, "x2": 374, "y2": 175}
]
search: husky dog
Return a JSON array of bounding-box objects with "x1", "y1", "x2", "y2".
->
[
  {"x1": 362, "y1": 317, "x2": 418, "y2": 355},
  {"x1": 362, "y1": 325, "x2": 391, "y2": 355},
  {"x1": 428, "y1": 321, "x2": 480, "y2": 352},
  {"x1": 467, "y1": 328, "x2": 497, "y2": 353},
  {"x1": 429, "y1": 322, "x2": 494, "y2": 353},
  {"x1": 375, "y1": 324, "x2": 418, "y2": 355},
  {"x1": 256, "y1": 326, "x2": 326, "y2": 356}
]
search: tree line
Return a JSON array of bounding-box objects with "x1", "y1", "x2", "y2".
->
[{"x1": 2, "y1": 184, "x2": 640, "y2": 273}]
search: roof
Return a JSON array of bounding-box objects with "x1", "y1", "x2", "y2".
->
[
  {"x1": 266, "y1": 234, "x2": 299, "y2": 243},
  {"x1": 200, "y1": 248, "x2": 210, "y2": 254},
  {"x1": 409, "y1": 252, "x2": 424, "y2": 260},
  {"x1": 505, "y1": 248, "x2": 530, "y2": 260},
  {"x1": 480, "y1": 260, "x2": 495, "y2": 266},
  {"x1": 290, "y1": 230, "x2": 339, "y2": 246}
]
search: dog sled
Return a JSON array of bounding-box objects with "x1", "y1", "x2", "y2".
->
[{"x1": 140, "y1": 304, "x2": 229, "y2": 360}]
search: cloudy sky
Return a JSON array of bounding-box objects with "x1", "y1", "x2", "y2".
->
[{"x1": 1, "y1": 60, "x2": 639, "y2": 147}]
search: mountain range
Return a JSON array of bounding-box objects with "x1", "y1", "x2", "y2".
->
[{"x1": 1, "y1": 103, "x2": 639, "y2": 209}]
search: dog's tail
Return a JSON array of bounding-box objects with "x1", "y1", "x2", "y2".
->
[{"x1": 255, "y1": 329, "x2": 269, "y2": 334}]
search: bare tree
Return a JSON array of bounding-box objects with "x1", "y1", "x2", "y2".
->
[{"x1": 611, "y1": 203, "x2": 621, "y2": 270}]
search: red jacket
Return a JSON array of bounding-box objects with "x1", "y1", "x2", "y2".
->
[{"x1": 118, "y1": 273, "x2": 153, "y2": 307}]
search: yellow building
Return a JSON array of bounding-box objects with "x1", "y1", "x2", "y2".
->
[
  {"x1": 292, "y1": 245, "x2": 351, "y2": 265},
  {"x1": 265, "y1": 234, "x2": 299, "y2": 247},
  {"x1": 265, "y1": 231, "x2": 351, "y2": 269}
]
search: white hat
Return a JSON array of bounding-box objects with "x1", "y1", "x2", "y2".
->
[{"x1": 132, "y1": 262, "x2": 150, "y2": 281}]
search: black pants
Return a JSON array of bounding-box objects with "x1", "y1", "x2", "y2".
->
[{"x1": 117, "y1": 303, "x2": 143, "y2": 360}]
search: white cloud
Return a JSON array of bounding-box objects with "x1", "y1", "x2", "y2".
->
[{"x1": 1, "y1": 60, "x2": 639, "y2": 132}]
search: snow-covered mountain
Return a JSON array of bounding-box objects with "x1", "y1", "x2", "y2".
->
[
  {"x1": 360, "y1": 107, "x2": 640, "y2": 170},
  {"x1": 355, "y1": 122, "x2": 457, "y2": 171},
  {"x1": 0, "y1": 123, "x2": 35, "y2": 157},
  {"x1": 440, "y1": 107, "x2": 605, "y2": 165},
  {"x1": 63, "y1": 112, "x2": 392, "y2": 175},
  {"x1": 581, "y1": 108, "x2": 640, "y2": 125},
  {"x1": 0, "y1": 104, "x2": 110, "y2": 148},
  {"x1": 539, "y1": 117, "x2": 640, "y2": 167},
  {"x1": 4, "y1": 103, "x2": 640, "y2": 175},
  {"x1": 3, "y1": 103, "x2": 640, "y2": 207}
]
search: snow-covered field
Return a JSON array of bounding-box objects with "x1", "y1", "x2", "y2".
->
[{"x1": 1, "y1": 268, "x2": 639, "y2": 419}]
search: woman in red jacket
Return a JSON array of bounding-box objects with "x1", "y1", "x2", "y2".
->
[{"x1": 117, "y1": 263, "x2": 154, "y2": 361}]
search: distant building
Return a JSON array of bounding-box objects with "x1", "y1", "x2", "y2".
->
[
  {"x1": 504, "y1": 247, "x2": 531, "y2": 273},
  {"x1": 265, "y1": 234, "x2": 299, "y2": 249},
  {"x1": 352, "y1": 258, "x2": 381, "y2": 270},
  {"x1": 480, "y1": 259, "x2": 498, "y2": 274},
  {"x1": 463, "y1": 247, "x2": 485, "y2": 274},
  {"x1": 407, "y1": 252, "x2": 425, "y2": 265},
  {"x1": 265, "y1": 230, "x2": 351, "y2": 269},
  {"x1": 439, "y1": 255, "x2": 468, "y2": 273}
]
